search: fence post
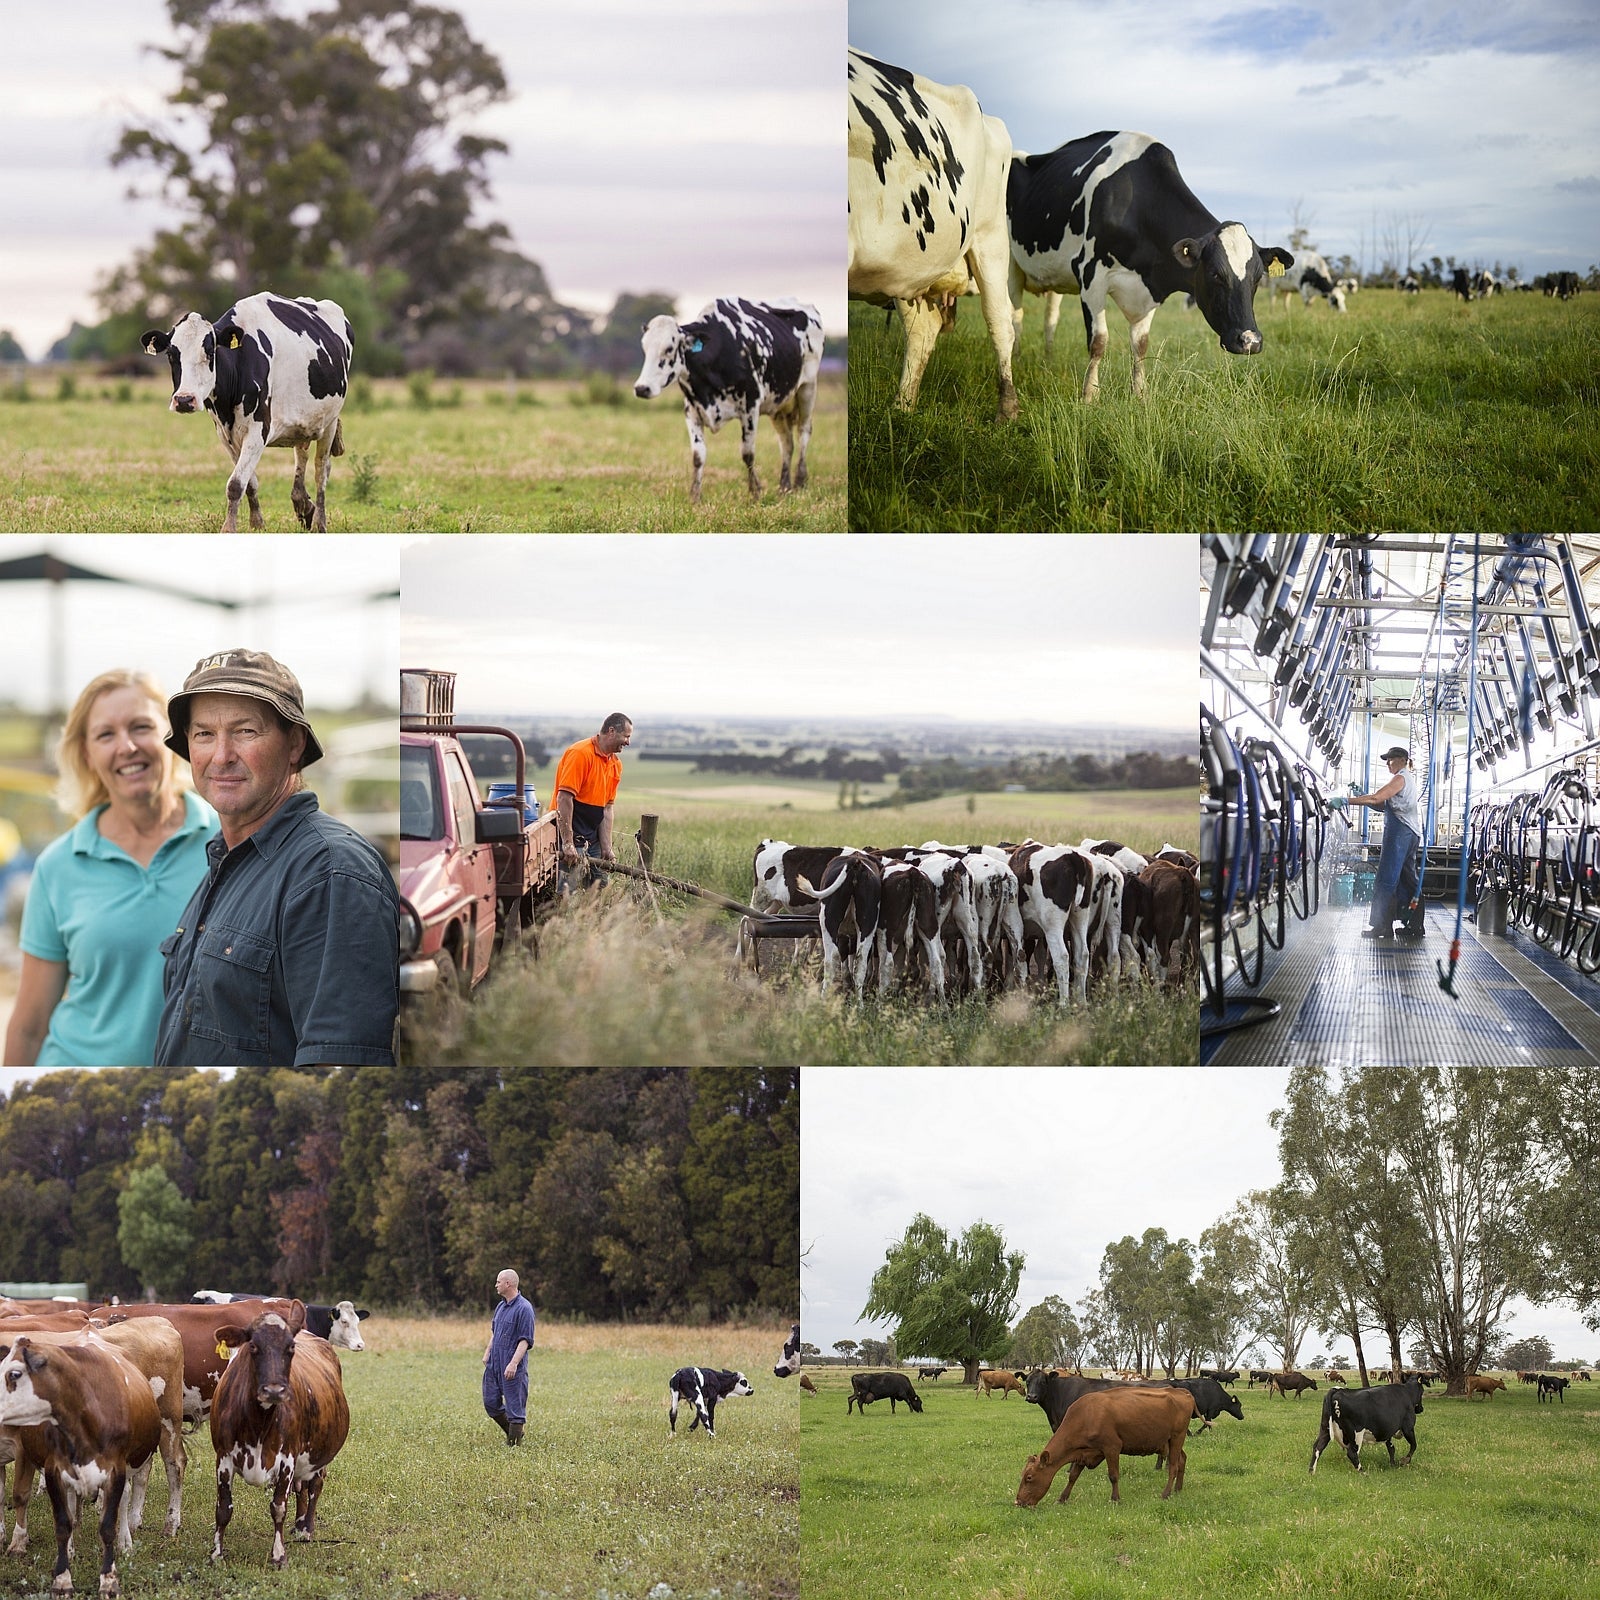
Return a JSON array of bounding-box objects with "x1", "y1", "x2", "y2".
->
[{"x1": 637, "y1": 813, "x2": 659, "y2": 868}]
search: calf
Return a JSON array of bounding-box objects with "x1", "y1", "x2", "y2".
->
[
  {"x1": 875, "y1": 855, "x2": 946, "y2": 999},
  {"x1": 750, "y1": 841, "x2": 848, "y2": 914},
  {"x1": 1141, "y1": 859, "x2": 1198, "y2": 984},
  {"x1": 1537, "y1": 1374, "x2": 1569, "y2": 1404},
  {"x1": 847, "y1": 1372, "x2": 922, "y2": 1415},
  {"x1": 141, "y1": 293, "x2": 351, "y2": 531},
  {"x1": 979, "y1": 1370, "x2": 1026, "y2": 1399},
  {"x1": 634, "y1": 297, "x2": 823, "y2": 503},
  {"x1": 848, "y1": 49, "x2": 1018, "y2": 420},
  {"x1": 775, "y1": 1323, "x2": 802, "y2": 1378},
  {"x1": 1309, "y1": 1378, "x2": 1423, "y2": 1473},
  {"x1": 1007, "y1": 132, "x2": 1292, "y2": 399},
  {"x1": 0, "y1": 1332, "x2": 161, "y2": 1599},
  {"x1": 210, "y1": 1303, "x2": 350, "y2": 1568},
  {"x1": 1016, "y1": 1386, "x2": 1194, "y2": 1506},
  {"x1": 668, "y1": 1366, "x2": 754, "y2": 1438},
  {"x1": 1467, "y1": 1374, "x2": 1506, "y2": 1400},
  {"x1": 798, "y1": 852, "x2": 882, "y2": 999},
  {"x1": 1270, "y1": 1372, "x2": 1319, "y2": 1399},
  {"x1": 1009, "y1": 842, "x2": 1100, "y2": 1004}
]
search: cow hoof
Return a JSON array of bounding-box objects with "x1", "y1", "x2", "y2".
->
[
  {"x1": 99, "y1": 1574, "x2": 119, "y2": 1599},
  {"x1": 50, "y1": 1575, "x2": 73, "y2": 1597},
  {"x1": 8, "y1": 1530, "x2": 28, "y2": 1555}
]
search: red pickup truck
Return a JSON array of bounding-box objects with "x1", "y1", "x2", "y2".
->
[{"x1": 399, "y1": 668, "x2": 560, "y2": 998}]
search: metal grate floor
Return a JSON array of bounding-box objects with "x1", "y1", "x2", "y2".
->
[{"x1": 1204, "y1": 904, "x2": 1600, "y2": 1067}]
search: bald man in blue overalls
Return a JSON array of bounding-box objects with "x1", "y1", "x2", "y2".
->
[{"x1": 482, "y1": 1268, "x2": 535, "y2": 1445}]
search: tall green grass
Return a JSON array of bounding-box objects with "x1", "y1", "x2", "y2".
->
[
  {"x1": 2, "y1": 1317, "x2": 796, "y2": 1600},
  {"x1": 849, "y1": 289, "x2": 1600, "y2": 531},
  {"x1": 801, "y1": 1368, "x2": 1600, "y2": 1600}
]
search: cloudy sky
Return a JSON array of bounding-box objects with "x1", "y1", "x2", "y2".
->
[
  {"x1": 802, "y1": 1067, "x2": 1597, "y2": 1364},
  {"x1": 2, "y1": 0, "x2": 843, "y2": 360},
  {"x1": 400, "y1": 533, "x2": 1195, "y2": 729},
  {"x1": 0, "y1": 537, "x2": 399, "y2": 714},
  {"x1": 850, "y1": 0, "x2": 1598, "y2": 279}
]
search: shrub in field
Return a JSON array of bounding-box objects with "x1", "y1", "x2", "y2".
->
[
  {"x1": 115, "y1": 380, "x2": 132, "y2": 403},
  {"x1": 407, "y1": 368, "x2": 434, "y2": 409},
  {"x1": 349, "y1": 453, "x2": 380, "y2": 503},
  {"x1": 56, "y1": 373, "x2": 77, "y2": 401}
]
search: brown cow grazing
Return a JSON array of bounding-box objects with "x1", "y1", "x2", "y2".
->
[
  {"x1": 799, "y1": 1374, "x2": 817, "y2": 1395},
  {"x1": 979, "y1": 1370, "x2": 1027, "y2": 1398},
  {"x1": 1326, "y1": 1370, "x2": 1346, "y2": 1384},
  {"x1": 1467, "y1": 1375, "x2": 1506, "y2": 1401},
  {"x1": 0, "y1": 1332, "x2": 161, "y2": 1598},
  {"x1": 1016, "y1": 1387, "x2": 1194, "y2": 1507},
  {"x1": 1270, "y1": 1372, "x2": 1319, "y2": 1399},
  {"x1": 210, "y1": 1303, "x2": 350, "y2": 1570}
]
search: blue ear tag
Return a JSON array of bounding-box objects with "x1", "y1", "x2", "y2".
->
[{"x1": 691, "y1": 339, "x2": 703, "y2": 353}]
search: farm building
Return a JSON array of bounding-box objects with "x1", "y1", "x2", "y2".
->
[{"x1": 1202, "y1": 535, "x2": 1600, "y2": 1065}]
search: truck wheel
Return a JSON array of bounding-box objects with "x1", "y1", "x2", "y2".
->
[{"x1": 432, "y1": 948, "x2": 467, "y2": 998}]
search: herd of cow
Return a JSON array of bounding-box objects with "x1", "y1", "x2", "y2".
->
[
  {"x1": 0, "y1": 1289, "x2": 366, "y2": 1596},
  {"x1": 835, "y1": 1359, "x2": 1583, "y2": 1507},
  {"x1": 748, "y1": 837, "x2": 1198, "y2": 1004}
]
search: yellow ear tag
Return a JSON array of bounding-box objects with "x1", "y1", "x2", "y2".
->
[
  {"x1": 216, "y1": 1339, "x2": 231, "y2": 1360},
  {"x1": 228, "y1": 332, "x2": 242, "y2": 349},
  {"x1": 1268, "y1": 260, "x2": 1286, "y2": 278}
]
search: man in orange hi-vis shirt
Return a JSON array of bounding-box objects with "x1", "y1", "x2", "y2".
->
[{"x1": 553, "y1": 713, "x2": 632, "y2": 888}]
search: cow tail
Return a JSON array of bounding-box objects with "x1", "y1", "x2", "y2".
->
[{"x1": 331, "y1": 418, "x2": 345, "y2": 456}]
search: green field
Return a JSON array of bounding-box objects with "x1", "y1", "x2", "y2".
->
[
  {"x1": 801, "y1": 1367, "x2": 1600, "y2": 1600},
  {"x1": 0, "y1": 1317, "x2": 796, "y2": 1600},
  {"x1": 0, "y1": 371, "x2": 846, "y2": 533},
  {"x1": 848, "y1": 288, "x2": 1600, "y2": 532},
  {"x1": 407, "y1": 783, "x2": 1200, "y2": 1068}
]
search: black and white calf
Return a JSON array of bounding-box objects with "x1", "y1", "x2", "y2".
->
[
  {"x1": 668, "y1": 1367, "x2": 754, "y2": 1438},
  {"x1": 1007, "y1": 132, "x2": 1293, "y2": 398},
  {"x1": 141, "y1": 293, "x2": 352, "y2": 532},
  {"x1": 775, "y1": 1324, "x2": 802, "y2": 1378},
  {"x1": 1270, "y1": 250, "x2": 1347, "y2": 312},
  {"x1": 634, "y1": 297, "x2": 822, "y2": 503}
]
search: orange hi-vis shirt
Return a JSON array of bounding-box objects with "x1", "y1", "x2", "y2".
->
[{"x1": 554, "y1": 736, "x2": 622, "y2": 808}]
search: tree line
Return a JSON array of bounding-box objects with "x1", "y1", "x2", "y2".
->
[
  {"x1": 861, "y1": 1067, "x2": 1598, "y2": 1394},
  {"x1": 0, "y1": 1065, "x2": 798, "y2": 1320}
]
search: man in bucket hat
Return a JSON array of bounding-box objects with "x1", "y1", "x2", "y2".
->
[{"x1": 152, "y1": 648, "x2": 399, "y2": 1066}]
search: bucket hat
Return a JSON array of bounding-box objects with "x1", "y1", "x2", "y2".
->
[{"x1": 164, "y1": 648, "x2": 324, "y2": 766}]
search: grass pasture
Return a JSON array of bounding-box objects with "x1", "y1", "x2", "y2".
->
[
  {"x1": 406, "y1": 783, "x2": 1200, "y2": 1067},
  {"x1": 801, "y1": 1367, "x2": 1600, "y2": 1600},
  {"x1": 0, "y1": 1316, "x2": 797, "y2": 1600},
  {"x1": 848, "y1": 287, "x2": 1600, "y2": 531},
  {"x1": 0, "y1": 370, "x2": 846, "y2": 533}
]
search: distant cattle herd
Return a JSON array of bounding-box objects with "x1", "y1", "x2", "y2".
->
[{"x1": 749, "y1": 837, "x2": 1198, "y2": 1004}]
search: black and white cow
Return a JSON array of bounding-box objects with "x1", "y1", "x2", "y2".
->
[
  {"x1": 668, "y1": 1367, "x2": 753, "y2": 1438},
  {"x1": 1308, "y1": 1378, "x2": 1423, "y2": 1473},
  {"x1": 775, "y1": 1324, "x2": 802, "y2": 1378},
  {"x1": 1007, "y1": 132, "x2": 1293, "y2": 399},
  {"x1": 798, "y1": 853, "x2": 882, "y2": 1000},
  {"x1": 1270, "y1": 250, "x2": 1347, "y2": 312},
  {"x1": 1451, "y1": 267, "x2": 1474, "y2": 301},
  {"x1": 141, "y1": 293, "x2": 351, "y2": 532},
  {"x1": 1474, "y1": 269, "x2": 1497, "y2": 298},
  {"x1": 634, "y1": 297, "x2": 822, "y2": 504},
  {"x1": 750, "y1": 841, "x2": 849, "y2": 914},
  {"x1": 847, "y1": 49, "x2": 1018, "y2": 420},
  {"x1": 1400, "y1": 273, "x2": 1421, "y2": 294},
  {"x1": 1537, "y1": 1374, "x2": 1569, "y2": 1403}
]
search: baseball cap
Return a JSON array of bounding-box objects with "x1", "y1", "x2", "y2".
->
[
  {"x1": 1378, "y1": 746, "x2": 1410, "y2": 762},
  {"x1": 164, "y1": 649, "x2": 324, "y2": 766}
]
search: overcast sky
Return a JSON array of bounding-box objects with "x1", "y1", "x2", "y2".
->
[
  {"x1": 2, "y1": 0, "x2": 843, "y2": 360},
  {"x1": 0, "y1": 537, "x2": 399, "y2": 715},
  {"x1": 801, "y1": 1067, "x2": 1597, "y2": 1364},
  {"x1": 400, "y1": 534, "x2": 1195, "y2": 728},
  {"x1": 850, "y1": 0, "x2": 1598, "y2": 280}
]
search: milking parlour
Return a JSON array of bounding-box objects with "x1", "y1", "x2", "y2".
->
[{"x1": 1201, "y1": 535, "x2": 1600, "y2": 1067}]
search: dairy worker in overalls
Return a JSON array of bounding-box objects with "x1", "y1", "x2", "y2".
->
[
  {"x1": 483, "y1": 1268, "x2": 535, "y2": 1445},
  {"x1": 1346, "y1": 746, "x2": 1422, "y2": 942}
]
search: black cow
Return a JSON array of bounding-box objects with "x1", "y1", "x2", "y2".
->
[
  {"x1": 1538, "y1": 1375, "x2": 1569, "y2": 1404},
  {"x1": 1024, "y1": 1369, "x2": 1117, "y2": 1430},
  {"x1": 1452, "y1": 267, "x2": 1474, "y2": 301},
  {"x1": 917, "y1": 1366, "x2": 948, "y2": 1381},
  {"x1": 634, "y1": 297, "x2": 823, "y2": 502},
  {"x1": 1309, "y1": 1379, "x2": 1424, "y2": 1473},
  {"x1": 1200, "y1": 1368, "x2": 1239, "y2": 1385},
  {"x1": 668, "y1": 1367, "x2": 754, "y2": 1438},
  {"x1": 1006, "y1": 131, "x2": 1292, "y2": 399},
  {"x1": 1168, "y1": 1376, "x2": 1245, "y2": 1432},
  {"x1": 848, "y1": 1372, "x2": 923, "y2": 1415},
  {"x1": 141, "y1": 293, "x2": 352, "y2": 531}
]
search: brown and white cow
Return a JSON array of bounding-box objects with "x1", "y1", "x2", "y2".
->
[
  {"x1": 209, "y1": 1302, "x2": 349, "y2": 1570},
  {"x1": 874, "y1": 855, "x2": 946, "y2": 999},
  {"x1": 1015, "y1": 1385, "x2": 1194, "y2": 1506},
  {"x1": 797, "y1": 853, "x2": 882, "y2": 1000},
  {"x1": 1140, "y1": 859, "x2": 1199, "y2": 983},
  {"x1": 0, "y1": 1331, "x2": 161, "y2": 1598}
]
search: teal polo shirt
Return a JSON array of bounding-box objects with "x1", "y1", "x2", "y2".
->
[{"x1": 19, "y1": 790, "x2": 219, "y2": 1066}]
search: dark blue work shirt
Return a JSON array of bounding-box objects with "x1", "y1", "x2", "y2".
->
[{"x1": 153, "y1": 790, "x2": 399, "y2": 1067}]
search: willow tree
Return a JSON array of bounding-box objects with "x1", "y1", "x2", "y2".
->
[{"x1": 861, "y1": 1215, "x2": 1024, "y2": 1384}]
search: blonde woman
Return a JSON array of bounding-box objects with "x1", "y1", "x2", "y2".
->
[{"x1": 3, "y1": 670, "x2": 218, "y2": 1066}]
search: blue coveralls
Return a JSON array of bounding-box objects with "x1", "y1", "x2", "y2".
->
[
  {"x1": 1370, "y1": 806, "x2": 1421, "y2": 934},
  {"x1": 482, "y1": 1292, "x2": 535, "y2": 1426}
]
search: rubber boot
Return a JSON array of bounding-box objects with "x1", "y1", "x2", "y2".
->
[
  {"x1": 489, "y1": 1409, "x2": 510, "y2": 1439},
  {"x1": 507, "y1": 1419, "x2": 524, "y2": 1447}
]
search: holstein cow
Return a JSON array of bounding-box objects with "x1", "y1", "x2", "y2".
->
[
  {"x1": 1010, "y1": 842, "x2": 1102, "y2": 1004},
  {"x1": 847, "y1": 49, "x2": 1018, "y2": 420},
  {"x1": 1016, "y1": 1387, "x2": 1194, "y2": 1506},
  {"x1": 875, "y1": 855, "x2": 947, "y2": 999},
  {"x1": 668, "y1": 1367, "x2": 754, "y2": 1438},
  {"x1": 1537, "y1": 1374, "x2": 1569, "y2": 1404},
  {"x1": 797, "y1": 852, "x2": 882, "y2": 999},
  {"x1": 0, "y1": 1332, "x2": 161, "y2": 1599},
  {"x1": 775, "y1": 1323, "x2": 802, "y2": 1378},
  {"x1": 978, "y1": 1370, "x2": 1027, "y2": 1398},
  {"x1": 1400, "y1": 274, "x2": 1421, "y2": 294},
  {"x1": 1270, "y1": 250, "x2": 1347, "y2": 312},
  {"x1": 209, "y1": 1303, "x2": 349, "y2": 1569},
  {"x1": 634, "y1": 297, "x2": 822, "y2": 504},
  {"x1": 1006, "y1": 132, "x2": 1293, "y2": 399},
  {"x1": 1467, "y1": 1375, "x2": 1506, "y2": 1401},
  {"x1": 847, "y1": 1372, "x2": 923, "y2": 1415},
  {"x1": 1309, "y1": 1378, "x2": 1423, "y2": 1473},
  {"x1": 750, "y1": 841, "x2": 850, "y2": 915},
  {"x1": 141, "y1": 293, "x2": 352, "y2": 532}
]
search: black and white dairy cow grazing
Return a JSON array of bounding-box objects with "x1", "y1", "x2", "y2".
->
[
  {"x1": 1270, "y1": 250, "x2": 1347, "y2": 312},
  {"x1": 141, "y1": 293, "x2": 352, "y2": 532},
  {"x1": 847, "y1": 48, "x2": 1018, "y2": 420},
  {"x1": 1007, "y1": 133, "x2": 1294, "y2": 399},
  {"x1": 634, "y1": 297, "x2": 823, "y2": 504}
]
